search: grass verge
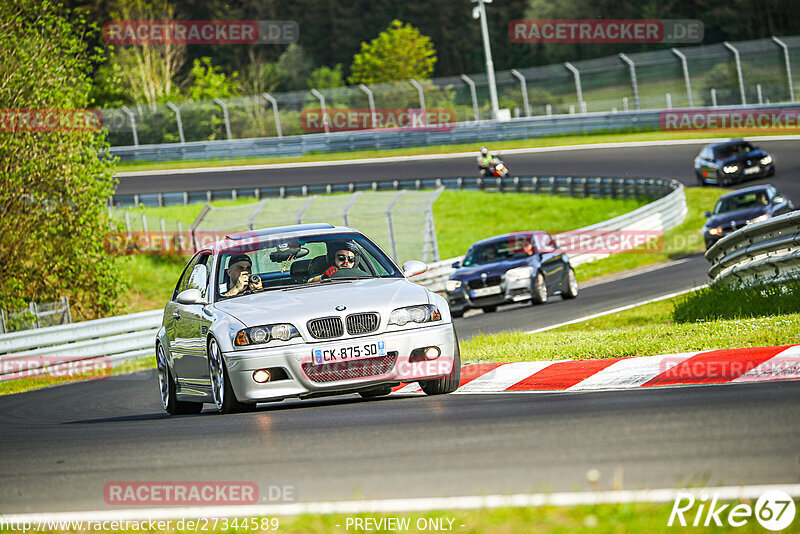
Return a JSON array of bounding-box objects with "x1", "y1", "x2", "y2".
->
[
  {"x1": 674, "y1": 280, "x2": 800, "y2": 323},
  {"x1": 115, "y1": 129, "x2": 794, "y2": 173}
]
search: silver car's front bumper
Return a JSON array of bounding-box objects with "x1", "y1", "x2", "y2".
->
[{"x1": 224, "y1": 323, "x2": 457, "y2": 402}]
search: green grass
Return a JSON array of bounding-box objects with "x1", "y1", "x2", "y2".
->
[
  {"x1": 674, "y1": 281, "x2": 800, "y2": 323},
  {"x1": 114, "y1": 130, "x2": 790, "y2": 173},
  {"x1": 574, "y1": 186, "x2": 722, "y2": 282}
]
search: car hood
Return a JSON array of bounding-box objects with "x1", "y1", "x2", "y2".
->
[
  {"x1": 451, "y1": 258, "x2": 530, "y2": 280},
  {"x1": 720, "y1": 150, "x2": 766, "y2": 166},
  {"x1": 213, "y1": 277, "x2": 429, "y2": 327},
  {"x1": 705, "y1": 206, "x2": 769, "y2": 229}
]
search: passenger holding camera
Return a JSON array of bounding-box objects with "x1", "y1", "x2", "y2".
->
[{"x1": 223, "y1": 254, "x2": 262, "y2": 297}]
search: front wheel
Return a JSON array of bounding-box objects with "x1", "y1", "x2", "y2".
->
[
  {"x1": 208, "y1": 337, "x2": 253, "y2": 414},
  {"x1": 359, "y1": 384, "x2": 394, "y2": 398},
  {"x1": 531, "y1": 272, "x2": 548, "y2": 305},
  {"x1": 420, "y1": 333, "x2": 461, "y2": 395},
  {"x1": 481, "y1": 305, "x2": 497, "y2": 313},
  {"x1": 561, "y1": 268, "x2": 579, "y2": 300},
  {"x1": 157, "y1": 344, "x2": 202, "y2": 416}
]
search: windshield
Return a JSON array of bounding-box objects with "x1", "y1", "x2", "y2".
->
[
  {"x1": 713, "y1": 191, "x2": 770, "y2": 214},
  {"x1": 216, "y1": 232, "x2": 401, "y2": 300},
  {"x1": 463, "y1": 239, "x2": 531, "y2": 266},
  {"x1": 713, "y1": 142, "x2": 755, "y2": 160}
]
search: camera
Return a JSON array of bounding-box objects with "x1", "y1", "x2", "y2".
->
[{"x1": 249, "y1": 274, "x2": 261, "y2": 284}]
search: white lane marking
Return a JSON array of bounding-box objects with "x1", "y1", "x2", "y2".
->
[
  {"x1": 5, "y1": 484, "x2": 800, "y2": 522},
  {"x1": 733, "y1": 345, "x2": 800, "y2": 383},
  {"x1": 457, "y1": 362, "x2": 554, "y2": 392},
  {"x1": 115, "y1": 134, "x2": 800, "y2": 177},
  {"x1": 567, "y1": 353, "x2": 697, "y2": 391},
  {"x1": 525, "y1": 284, "x2": 707, "y2": 334}
]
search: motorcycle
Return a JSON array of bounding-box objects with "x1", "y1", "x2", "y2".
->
[{"x1": 488, "y1": 156, "x2": 509, "y2": 178}]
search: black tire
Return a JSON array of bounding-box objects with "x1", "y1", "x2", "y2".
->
[
  {"x1": 717, "y1": 171, "x2": 730, "y2": 187},
  {"x1": 157, "y1": 343, "x2": 202, "y2": 416},
  {"x1": 208, "y1": 337, "x2": 253, "y2": 414},
  {"x1": 767, "y1": 167, "x2": 776, "y2": 177},
  {"x1": 531, "y1": 272, "x2": 548, "y2": 305},
  {"x1": 695, "y1": 170, "x2": 706, "y2": 186},
  {"x1": 561, "y1": 267, "x2": 579, "y2": 300},
  {"x1": 359, "y1": 384, "x2": 394, "y2": 398},
  {"x1": 450, "y1": 308, "x2": 464, "y2": 318},
  {"x1": 481, "y1": 305, "x2": 498, "y2": 313},
  {"x1": 420, "y1": 332, "x2": 461, "y2": 395}
]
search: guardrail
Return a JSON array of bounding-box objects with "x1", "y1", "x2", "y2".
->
[
  {"x1": 705, "y1": 210, "x2": 800, "y2": 285},
  {"x1": 0, "y1": 310, "x2": 161, "y2": 379},
  {"x1": 411, "y1": 178, "x2": 686, "y2": 291},
  {"x1": 108, "y1": 102, "x2": 799, "y2": 163}
]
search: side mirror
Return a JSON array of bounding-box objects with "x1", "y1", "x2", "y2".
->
[
  {"x1": 402, "y1": 260, "x2": 427, "y2": 277},
  {"x1": 773, "y1": 196, "x2": 785, "y2": 204},
  {"x1": 451, "y1": 261, "x2": 461, "y2": 269},
  {"x1": 176, "y1": 288, "x2": 206, "y2": 305},
  {"x1": 704, "y1": 211, "x2": 711, "y2": 218}
]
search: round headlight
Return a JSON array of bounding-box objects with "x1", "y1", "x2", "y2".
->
[
  {"x1": 424, "y1": 347, "x2": 440, "y2": 360},
  {"x1": 392, "y1": 309, "x2": 410, "y2": 326},
  {"x1": 445, "y1": 280, "x2": 462, "y2": 292},
  {"x1": 409, "y1": 307, "x2": 427, "y2": 323},
  {"x1": 271, "y1": 324, "x2": 292, "y2": 341},
  {"x1": 250, "y1": 326, "x2": 269, "y2": 344},
  {"x1": 253, "y1": 369, "x2": 271, "y2": 383}
]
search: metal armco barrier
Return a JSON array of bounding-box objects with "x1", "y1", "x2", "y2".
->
[
  {"x1": 706, "y1": 210, "x2": 800, "y2": 285},
  {"x1": 108, "y1": 102, "x2": 800, "y2": 164}
]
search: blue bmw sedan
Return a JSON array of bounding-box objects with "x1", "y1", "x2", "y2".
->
[{"x1": 445, "y1": 231, "x2": 578, "y2": 317}]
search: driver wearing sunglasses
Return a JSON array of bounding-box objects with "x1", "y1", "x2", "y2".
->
[{"x1": 308, "y1": 242, "x2": 360, "y2": 283}]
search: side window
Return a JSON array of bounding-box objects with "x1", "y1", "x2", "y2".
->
[
  {"x1": 187, "y1": 252, "x2": 212, "y2": 297},
  {"x1": 173, "y1": 252, "x2": 202, "y2": 300}
]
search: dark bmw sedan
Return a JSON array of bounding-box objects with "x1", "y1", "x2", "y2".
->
[
  {"x1": 702, "y1": 185, "x2": 794, "y2": 249},
  {"x1": 445, "y1": 231, "x2": 577, "y2": 317},
  {"x1": 694, "y1": 139, "x2": 775, "y2": 186}
]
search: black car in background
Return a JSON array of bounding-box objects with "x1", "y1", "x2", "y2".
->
[
  {"x1": 694, "y1": 139, "x2": 775, "y2": 186},
  {"x1": 445, "y1": 231, "x2": 577, "y2": 317},
  {"x1": 702, "y1": 185, "x2": 794, "y2": 249}
]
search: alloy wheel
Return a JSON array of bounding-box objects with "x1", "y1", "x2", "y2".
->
[
  {"x1": 208, "y1": 338, "x2": 225, "y2": 410},
  {"x1": 156, "y1": 344, "x2": 169, "y2": 410}
]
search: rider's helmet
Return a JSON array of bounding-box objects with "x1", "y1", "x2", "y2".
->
[{"x1": 480, "y1": 146, "x2": 489, "y2": 156}]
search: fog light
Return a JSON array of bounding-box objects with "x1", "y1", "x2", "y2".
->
[
  {"x1": 253, "y1": 369, "x2": 271, "y2": 383},
  {"x1": 424, "y1": 347, "x2": 441, "y2": 360}
]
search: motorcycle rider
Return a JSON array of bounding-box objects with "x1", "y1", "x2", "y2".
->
[{"x1": 477, "y1": 146, "x2": 494, "y2": 177}]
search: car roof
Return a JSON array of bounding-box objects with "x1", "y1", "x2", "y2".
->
[
  {"x1": 717, "y1": 185, "x2": 775, "y2": 200},
  {"x1": 201, "y1": 223, "x2": 360, "y2": 253},
  {"x1": 705, "y1": 138, "x2": 747, "y2": 148},
  {"x1": 469, "y1": 231, "x2": 550, "y2": 248}
]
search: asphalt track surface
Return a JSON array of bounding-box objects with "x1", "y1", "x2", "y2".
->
[
  {"x1": 115, "y1": 138, "x2": 800, "y2": 202},
  {"x1": 2, "y1": 378, "x2": 799, "y2": 513},
  {"x1": 4, "y1": 139, "x2": 798, "y2": 515}
]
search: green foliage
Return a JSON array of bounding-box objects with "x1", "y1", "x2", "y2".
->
[
  {"x1": 0, "y1": 0, "x2": 122, "y2": 320},
  {"x1": 700, "y1": 63, "x2": 787, "y2": 106},
  {"x1": 307, "y1": 65, "x2": 345, "y2": 89},
  {"x1": 673, "y1": 281, "x2": 800, "y2": 323},
  {"x1": 348, "y1": 20, "x2": 437, "y2": 85},
  {"x1": 277, "y1": 44, "x2": 315, "y2": 91},
  {"x1": 185, "y1": 57, "x2": 240, "y2": 101}
]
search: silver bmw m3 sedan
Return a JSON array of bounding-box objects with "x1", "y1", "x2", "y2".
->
[{"x1": 156, "y1": 223, "x2": 461, "y2": 415}]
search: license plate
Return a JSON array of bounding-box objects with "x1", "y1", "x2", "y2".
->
[
  {"x1": 471, "y1": 285, "x2": 502, "y2": 298},
  {"x1": 312, "y1": 340, "x2": 387, "y2": 364},
  {"x1": 744, "y1": 166, "x2": 760, "y2": 175}
]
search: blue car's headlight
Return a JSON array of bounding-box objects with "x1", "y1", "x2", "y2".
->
[
  {"x1": 760, "y1": 155, "x2": 772, "y2": 165},
  {"x1": 388, "y1": 305, "x2": 442, "y2": 326},
  {"x1": 445, "y1": 280, "x2": 462, "y2": 292},
  {"x1": 235, "y1": 323, "x2": 300, "y2": 346},
  {"x1": 506, "y1": 266, "x2": 533, "y2": 281}
]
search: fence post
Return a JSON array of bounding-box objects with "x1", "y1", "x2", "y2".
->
[
  {"x1": 460, "y1": 74, "x2": 480, "y2": 122},
  {"x1": 121, "y1": 106, "x2": 139, "y2": 146},
  {"x1": 711, "y1": 88, "x2": 717, "y2": 108},
  {"x1": 671, "y1": 48, "x2": 694, "y2": 107},
  {"x1": 772, "y1": 36, "x2": 795, "y2": 102},
  {"x1": 564, "y1": 62, "x2": 583, "y2": 110},
  {"x1": 618, "y1": 53, "x2": 640, "y2": 111},
  {"x1": 310, "y1": 89, "x2": 330, "y2": 134},
  {"x1": 165, "y1": 102, "x2": 185, "y2": 144},
  {"x1": 386, "y1": 191, "x2": 405, "y2": 261},
  {"x1": 358, "y1": 84, "x2": 377, "y2": 128},
  {"x1": 723, "y1": 42, "x2": 746, "y2": 105},
  {"x1": 757, "y1": 84, "x2": 763, "y2": 104},
  {"x1": 213, "y1": 98, "x2": 233, "y2": 140},
  {"x1": 342, "y1": 192, "x2": 361, "y2": 226},
  {"x1": 29, "y1": 302, "x2": 40, "y2": 329},
  {"x1": 510, "y1": 69, "x2": 531, "y2": 117},
  {"x1": 666, "y1": 93, "x2": 672, "y2": 109},
  {"x1": 262, "y1": 93, "x2": 282, "y2": 137},
  {"x1": 62, "y1": 296, "x2": 72, "y2": 325},
  {"x1": 1, "y1": 308, "x2": 7, "y2": 334},
  {"x1": 409, "y1": 79, "x2": 426, "y2": 125},
  {"x1": 623, "y1": 97, "x2": 629, "y2": 112}
]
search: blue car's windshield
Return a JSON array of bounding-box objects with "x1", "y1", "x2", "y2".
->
[
  {"x1": 713, "y1": 142, "x2": 755, "y2": 160},
  {"x1": 463, "y1": 239, "x2": 531, "y2": 266},
  {"x1": 216, "y1": 232, "x2": 402, "y2": 300},
  {"x1": 713, "y1": 191, "x2": 770, "y2": 214}
]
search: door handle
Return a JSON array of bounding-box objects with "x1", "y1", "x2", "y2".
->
[{"x1": 172, "y1": 311, "x2": 181, "y2": 320}]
